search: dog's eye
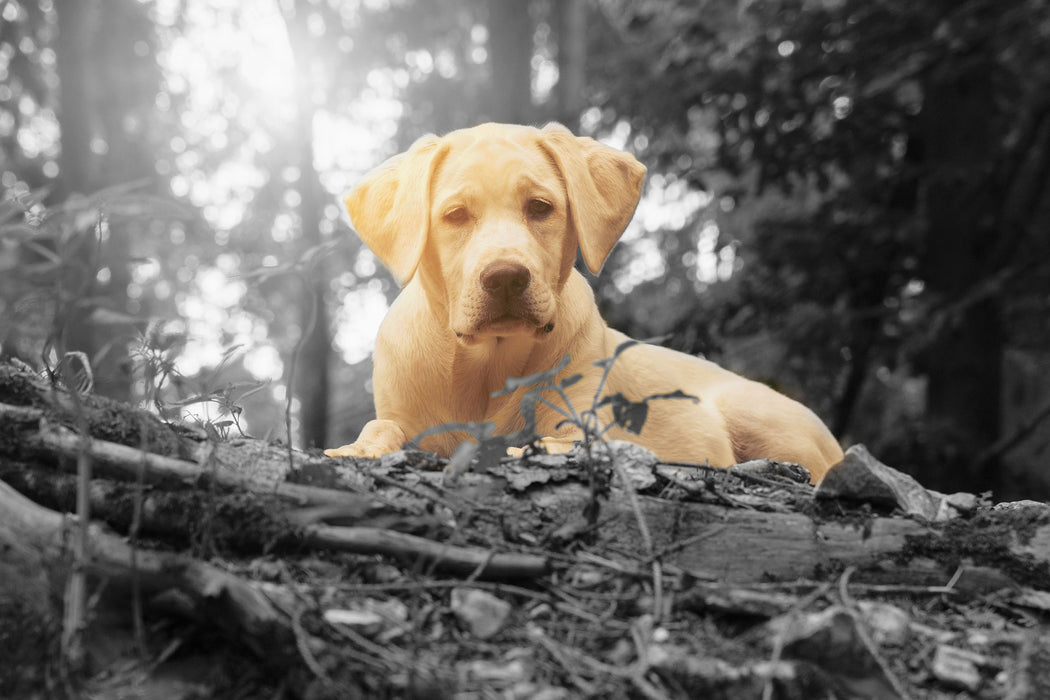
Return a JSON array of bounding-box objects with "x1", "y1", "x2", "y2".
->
[
  {"x1": 444, "y1": 207, "x2": 469, "y2": 225},
  {"x1": 527, "y1": 199, "x2": 553, "y2": 220}
]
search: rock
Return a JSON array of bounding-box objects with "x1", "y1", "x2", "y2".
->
[
  {"x1": 323, "y1": 598, "x2": 409, "y2": 638},
  {"x1": 606, "y1": 440, "x2": 659, "y2": 490},
  {"x1": 931, "y1": 644, "x2": 985, "y2": 691},
  {"x1": 450, "y1": 587, "x2": 513, "y2": 639},
  {"x1": 1013, "y1": 588, "x2": 1050, "y2": 613},
  {"x1": 857, "y1": 601, "x2": 911, "y2": 647},
  {"x1": 605, "y1": 440, "x2": 659, "y2": 467},
  {"x1": 766, "y1": 605, "x2": 900, "y2": 699},
  {"x1": 941, "y1": 491, "x2": 981, "y2": 513},
  {"x1": 499, "y1": 465, "x2": 558, "y2": 493},
  {"x1": 816, "y1": 444, "x2": 959, "y2": 520},
  {"x1": 457, "y1": 657, "x2": 529, "y2": 687},
  {"x1": 993, "y1": 500, "x2": 1050, "y2": 512},
  {"x1": 323, "y1": 608, "x2": 384, "y2": 635}
]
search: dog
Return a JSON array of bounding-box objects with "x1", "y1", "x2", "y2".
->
[{"x1": 324, "y1": 123, "x2": 843, "y2": 483}]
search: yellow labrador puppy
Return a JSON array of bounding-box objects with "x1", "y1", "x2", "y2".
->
[{"x1": 325, "y1": 123, "x2": 843, "y2": 483}]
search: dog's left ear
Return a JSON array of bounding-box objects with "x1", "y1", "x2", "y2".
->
[
  {"x1": 539, "y1": 123, "x2": 646, "y2": 274},
  {"x1": 344, "y1": 135, "x2": 446, "y2": 285}
]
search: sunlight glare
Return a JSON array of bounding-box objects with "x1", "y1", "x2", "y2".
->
[{"x1": 335, "y1": 283, "x2": 389, "y2": 365}]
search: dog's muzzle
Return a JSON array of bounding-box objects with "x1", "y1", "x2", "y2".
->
[{"x1": 466, "y1": 261, "x2": 553, "y2": 336}]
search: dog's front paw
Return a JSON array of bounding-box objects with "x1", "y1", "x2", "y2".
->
[
  {"x1": 506, "y1": 437, "x2": 578, "y2": 459},
  {"x1": 324, "y1": 442, "x2": 385, "y2": 459},
  {"x1": 325, "y1": 419, "x2": 408, "y2": 459}
]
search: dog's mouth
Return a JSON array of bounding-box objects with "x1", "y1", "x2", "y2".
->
[{"x1": 455, "y1": 311, "x2": 555, "y2": 344}]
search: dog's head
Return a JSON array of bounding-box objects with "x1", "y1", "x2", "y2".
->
[{"x1": 344, "y1": 122, "x2": 645, "y2": 344}]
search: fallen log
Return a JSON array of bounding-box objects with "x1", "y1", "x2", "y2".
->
[
  {"x1": 6, "y1": 385, "x2": 1050, "y2": 588},
  {"x1": 0, "y1": 479, "x2": 299, "y2": 663},
  {"x1": 2, "y1": 401, "x2": 372, "y2": 510}
]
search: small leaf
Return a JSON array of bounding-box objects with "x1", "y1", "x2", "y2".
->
[
  {"x1": 613, "y1": 400, "x2": 649, "y2": 434},
  {"x1": 595, "y1": 337, "x2": 648, "y2": 370},
  {"x1": 612, "y1": 337, "x2": 642, "y2": 358},
  {"x1": 643, "y1": 389, "x2": 699, "y2": 404},
  {"x1": 558, "y1": 373, "x2": 583, "y2": 390},
  {"x1": 595, "y1": 392, "x2": 628, "y2": 410}
]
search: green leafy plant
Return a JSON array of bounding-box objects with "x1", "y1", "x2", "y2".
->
[{"x1": 412, "y1": 338, "x2": 699, "y2": 484}]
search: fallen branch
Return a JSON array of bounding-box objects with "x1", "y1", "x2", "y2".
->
[
  {"x1": 0, "y1": 401, "x2": 371, "y2": 510},
  {"x1": 0, "y1": 478, "x2": 299, "y2": 663},
  {"x1": 302, "y1": 524, "x2": 550, "y2": 580}
]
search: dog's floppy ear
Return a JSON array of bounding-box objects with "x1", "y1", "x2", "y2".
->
[
  {"x1": 539, "y1": 123, "x2": 646, "y2": 274},
  {"x1": 344, "y1": 134, "x2": 446, "y2": 285}
]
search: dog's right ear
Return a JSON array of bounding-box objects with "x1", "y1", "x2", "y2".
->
[{"x1": 344, "y1": 135, "x2": 445, "y2": 285}]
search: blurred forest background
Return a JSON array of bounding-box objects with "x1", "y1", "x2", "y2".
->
[{"x1": 1, "y1": 0, "x2": 1049, "y2": 499}]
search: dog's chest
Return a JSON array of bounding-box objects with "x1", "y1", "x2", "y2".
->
[{"x1": 442, "y1": 360, "x2": 531, "y2": 434}]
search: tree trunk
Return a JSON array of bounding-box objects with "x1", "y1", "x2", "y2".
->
[
  {"x1": 555, "y1": 0, "x2": 587, "y2": 129},
  {"x1": 53, "y1": 0, "x2": 98, "y2": 196},
  {"x1": 52, "y1": 0, "x2": 160, "y2": 403},
  {"x1": 486, "y1": 0, "x2": 533, "y2": 124},
  {"x1": 919, "y1": 55, "x2": 1003, "y2": 493},
  {"x1": 283, "y1": 1, "x2": 332, "y2": 449}
]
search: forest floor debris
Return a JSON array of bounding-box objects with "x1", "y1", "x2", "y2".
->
[{"x1": 1, "y1": 361, "x2": 1049, "y2": 699}]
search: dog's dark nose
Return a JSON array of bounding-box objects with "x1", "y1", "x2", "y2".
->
[{"x1": 481, "y1": 262, "x2": 531, "y2": 297}]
